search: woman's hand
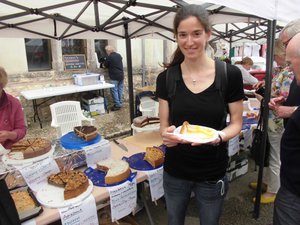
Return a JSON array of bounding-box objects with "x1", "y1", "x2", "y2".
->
[
  {"x1": 0, "y1": 131, "x2": 11, "y2": 143},
  {"x1": 253, "y1": 80, "x2": 265, "y2": 89},
  {"x1": 161, "y1": 125, "x2": 187, "y2": 147}
]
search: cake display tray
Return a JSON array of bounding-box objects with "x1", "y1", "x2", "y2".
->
[
  {"x1": 1, "y1": 145, "x2": 55, "y2": 166},
  {"x1": 36, "y1": 180, "x2": 93, "y2": 208},
  {"x1": 60, "y1": 132, "x2": 101, "y2": 150},
  {"x1": 10, "y1": 186, "x2": 43, "y2": 222},
  {"x1": 123, "y1": 152, "x2": 164, "y2": 171},
  {"x1": 84, "y1": 167, "x2": 137, "y2": 187}
]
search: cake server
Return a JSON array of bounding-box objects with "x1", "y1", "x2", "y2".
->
[{"x1": 113, "y1": 139, "x2": 128, "y2": 152}]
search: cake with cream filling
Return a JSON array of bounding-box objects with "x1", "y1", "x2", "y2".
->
[{"x1": 96, "y1": 159, "x2": 130, "y2": 185}]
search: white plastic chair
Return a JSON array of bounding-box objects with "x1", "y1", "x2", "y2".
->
[{"x1": 50, "y1": 101, "x2": 94, "y2": 137}]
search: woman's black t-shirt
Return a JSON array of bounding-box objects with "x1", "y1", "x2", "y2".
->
[{"x1": 156, "y1": 63, "x2": 244, "y2": 181}]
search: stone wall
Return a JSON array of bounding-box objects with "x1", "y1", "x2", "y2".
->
[{"x1": 5, "y1": 66, "x2": 162, "y2": 126}]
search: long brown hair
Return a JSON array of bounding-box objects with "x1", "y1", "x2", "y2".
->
[{"x1": 167, "y1": 4, "x2": 211, "y2": 68}]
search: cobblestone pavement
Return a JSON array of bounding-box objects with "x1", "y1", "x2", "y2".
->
[{"x1": 26, "y1": 102, "x2": 132, "y2": 141}]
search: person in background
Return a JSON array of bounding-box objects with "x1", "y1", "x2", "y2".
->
[
  {"x1": 156, "y1": 4, "x2": 244, "y2": 225},
  {"x1": 272, "y1": 32, "x2": 300, "y2": 225},
  {"x1": 103, "y1": 45, "x2": 124, "y2": 111},
  {"x1": 234, "y1": 57, "x2": 259, "y2": 86},
  {"x1": 269, "y1": 18, "x2": 300, "y2": 125},
  {"x1": 0, "y1": 66, "x2": 26, "y2": 149},
  {"x1": 249, "y1": 39, "x2": 294, "y2": 204},
  {"x1": 0, "y1": 66, "x2": 26, "y2": 225}
]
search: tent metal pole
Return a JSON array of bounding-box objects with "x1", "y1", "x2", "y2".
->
[
  {"x1": 253, "y1": 19, "x2": 276, "y2": 219},
  {"x1": 142, "y1": 39, "x2": 146, "y2": 86},
  {"x1": 123, "y1": 18, "x2": 135, "y2": 131}
]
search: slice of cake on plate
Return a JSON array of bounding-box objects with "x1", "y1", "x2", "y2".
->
[
  {"x1": 74, "y1": 125, "x2": 98, "y2": 141},
  {"x1": 96, "y1": 159, "x2": 131, "y2": 185},
  {"x1": 144, "y1": 146, "x2": 164, "y2": 168}
]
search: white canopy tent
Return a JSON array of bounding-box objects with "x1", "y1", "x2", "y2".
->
[{"x1": 1, "y1": 2, "x2": 300, "y2": 219}]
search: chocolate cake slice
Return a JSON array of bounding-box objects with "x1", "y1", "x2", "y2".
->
[{"x1": 74, "y1": 125, "x2": 98, "y2": 141}]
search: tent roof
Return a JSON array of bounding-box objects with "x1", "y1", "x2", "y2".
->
[{"x1": 0, "y1": 0, "x2": 289, "y2": 43}]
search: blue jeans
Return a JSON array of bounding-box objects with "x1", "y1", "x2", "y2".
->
[
  {"x1": 274, "y1": 186, "x2": 300, "y2": 225},
  {"x1": 163, "y1": 171, "x2": 228, "y2": 225},
  {"x1": 110, "y1": 79, "x2": 124, "y2": 108}
]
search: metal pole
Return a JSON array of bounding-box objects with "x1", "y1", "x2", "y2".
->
[
  {"x1": 142, "y1": 39, "x2": 146, "y2": 86},
  {"x1": 253, "y1": 19, "x2": 276, "y2": 219},
  {"x1": 123, "y1": 17, "x2": 135, "y2": 128}
]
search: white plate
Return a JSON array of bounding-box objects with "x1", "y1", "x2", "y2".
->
[
  {"x1": 173, "y1": 125, "x2": 218, "y2": 143},
  {"x1": 36, "y1": 180, "x2": 93, "y2": 208},
  {"x1": 1, "y1": 145, "x2": 55, "y2": 166}
]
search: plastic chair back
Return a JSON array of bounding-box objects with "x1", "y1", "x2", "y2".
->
[{"x1": 50, "y1": 101, "x2": 93, "y2": 137}]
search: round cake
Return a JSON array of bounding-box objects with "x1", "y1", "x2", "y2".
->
[
  {"x1": 10, "y1": 138, "x2": 52, "y2": 159},
  {"x1": 96, "y1": 159, "x2": 130, "y2": 185},
  {"x1": 48, "y1": 170, "x2": 89, "y2": 200}
]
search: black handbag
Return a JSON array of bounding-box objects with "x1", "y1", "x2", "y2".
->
[{"x1": 250, "y1": 100, "x2": 270, "y2": 167}]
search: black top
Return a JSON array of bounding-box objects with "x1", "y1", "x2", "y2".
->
[
  {"x1": 280, "y1": 107, "x2": 300, "y2": 197},
  {"x1": 156, "y1": 63, "x2": 244, "y2": 181},
  {"x1": 283, "y1": 77, "x2": 300, "y2": 126},
  {"x1": 104, "y1": 52, "x2": 124, "y2": 81}
]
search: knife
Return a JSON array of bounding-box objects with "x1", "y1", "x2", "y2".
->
[{"x1": 113, "y1": 139, "x2": 128, "y2": 152}]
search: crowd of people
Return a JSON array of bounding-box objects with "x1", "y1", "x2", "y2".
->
[
  {"x1": 155, "y1": 5, "x2": 300, "y2": 225},
  {"x1": 1, "y1": 3, "x2": 300, "y2": 225}
]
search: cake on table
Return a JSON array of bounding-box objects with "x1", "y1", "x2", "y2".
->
[
  {"x1": 96, "y1": 159, "x2": 131, "y2": 185},
  {"x1": 10, "y1": 138, "x2": 52, "y2": 159},
  {"x1": 74, "y1": 125, "x2": 98, "y2": 141},
  {"x1": 48, "y1": 170, "x2": 89, "y2": 200},
  {"x1": 144, "y1": 146, "x2": 164, "y2": 168},
  {"x1": 11, "y1": 190, "x2": 37, "y2": 212},
  {"x1": 179, "y1": 121, "x2": 215, "y2": 139}
]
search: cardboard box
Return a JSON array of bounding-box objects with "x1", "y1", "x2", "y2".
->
[
  {"x1": 82, "y1": 96, "x2": 104, "y2": 105},
  {"x1": 82, "y1": 102, "x2": 105, "y2": 115},
  {"x1": 73, "y1": 73, "x2": 100, "y2": 86},
  {"x1": 226, "y1": 154, "x2": 248, "y2": 182}
]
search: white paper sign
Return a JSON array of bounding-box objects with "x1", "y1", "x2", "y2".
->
[
  {"x1": 243, "y1": 128, "x2": 253, "y2": 148},
  {"x1": 22, "y1": 218, "x2": 36, "y2": 225},
  {"x1": 16, "y1": 158, "x2": 60, "y2": 192},
  {"x1": 145, "y1": 167, "x2": 164, "y2": 201},
  {"x1": 59, "y1": 194, "x2": 98, "y2": 225},
  {"x1": 84, "y1": 139, "x2": 111, "y2": 168},
  {"x1": 108, "y1": 179, "x2": 137, "y2": 222},
  {"x1": 228, "y1": 135, "x2": 240, "y2": 156}
]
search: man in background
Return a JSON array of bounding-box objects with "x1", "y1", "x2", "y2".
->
[
  {"x1": 272, "y1": 32, "x2": 300, "y2": 225},
  {"x1": 103, "y1": 45, "x2": 124, "y2": 111},
  {"x1": 269, "y1": 19, "x2": 300, "y2": 123}
]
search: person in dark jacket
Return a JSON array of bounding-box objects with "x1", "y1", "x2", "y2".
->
[
  {"x1": 103, "y1": 45, "x2": 124, "y2": 111},
  {"x1": 272, "y1": 32, "x2": 300, "y2": 225}
]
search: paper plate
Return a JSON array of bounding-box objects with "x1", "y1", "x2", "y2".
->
[
  {"x1": 36, "y1": 180, "x2": 93, "y2": 208},
  {"x1": 122, "y1": 152, "x2": 164, "y2": 171},
  {"x1": 60, "y1": 132, "x2": 101, "y2": 150},
  {"x1": 2, "y1": 145, "x2": 55, "y2": 166},
  {"x1": 173, "y1": 125, "x2": 218, "y2": 144},
  {"x1": 84, "y1": 167, "x2": 136, "y2": 187}
]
